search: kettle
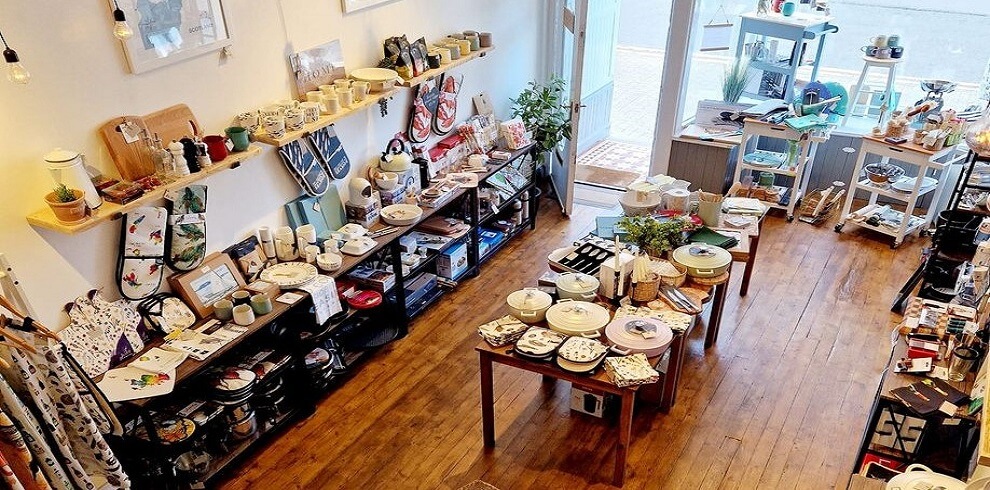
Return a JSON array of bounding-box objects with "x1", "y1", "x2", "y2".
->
[
  {"x1": 379, "y1": 138, "x2": 412, "y2": 172},
  {"x1": 43, "y1": 148, "x2": 103, "y2": 209}
]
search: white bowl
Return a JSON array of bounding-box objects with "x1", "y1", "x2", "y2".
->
[
  {"x1": 349, "y1": 68, "x2": 401, "y2": 92},
  {"x1": 381, "y1": 204, "x2": 424, "y2": 226},
  {"x1": 375, "y1": 172, "x2": 399, "y2": 190}
]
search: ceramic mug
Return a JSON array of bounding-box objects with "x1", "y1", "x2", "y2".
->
[
  {"x1": 890, "y1": 46, "x2": 904, "y2": 59},
  {"x1": 263, "y1": 115, "x2": 285, "y2": 139},
  {"x1": 296, "y1": 224, "x2": 317, "y2": 251},
  {"x1": 333, "y1": 78, "x2": 351, "y2": 90},
  {"x1": 232, "y1": 304, "x2": 255, "y2": 326},
  {"x1": 466, "y1": 35, "x2": 480, "y2": 51},
  {"x1": 861, "y1": 45, "x2": 879, "y2": 57},
  {"x1": 427, "y1": 51, "x2": 442, "y2": 69},
  {"x1": 225, "y1": 126, "x2": 250, "y2": 152},
  {"x1": 322, "y1": 94, "x2": 340, "y2": 114},
  {"x1": 438, "y1": 47, "x2": 452, "y2": 65},
  {"x1": 352, "y1": 81, "x2": 370, "y2": 102},
  {"x1": 780, "y1": 0, "x2": 796, "y2": 16},
  {"x1": 231, "y1": 290, "x2": 251, "y2": 306},
  {"x1": 304, "y1": 245, "x2": 321, "y2": 264},
  {"x1": 237, "y1": 111, "x2": 260, "y2": 134},
  {"x1": 457, "y1": 40, "x2": 472, "y2": 56},
  {"x1": 306, "y1": 91, "x2": 324, "y2": 103},
  {"x1": 479, "y1": 32, "x2": 493, "y2": 48},
  {"x1": 887, "y1": 34, "x2": 901, "y2": 48},
  {"x1": 285, "y1": 109, "x2": 305, "y2": 131},
  {"x1": 300, "y1": 102, "x2": 322, "y2": 123},
  {"x1": 875, "y1": 47, "x2": 892, "y2": 59},
  {"x1": 250, "y1": 294, "x2": 272, "y2": 315},
  {"x1": 260, "y1": 104, "x2": 283, "y2": 118},
  {"x1": 870, "y1": 35, "x2": 888, "y2": 48},
  {"x1": 336, "y1": 87, "x2": 353, "y2": 109},
  {"x1": 213, "y1": 299, "x2": 233, "y2": 321},
  {"x1": 203, "y1": 135, "x2": 230, "y2": 162},
  {"x1": 277, "y1": 99, "x2": 299, "y2": 111},
  {"x1": 318, "y1": 84, "x2": 335, "y2": 96},
  {"x1": 445, "y1": 43, "x2": 462, "y2": 60}
]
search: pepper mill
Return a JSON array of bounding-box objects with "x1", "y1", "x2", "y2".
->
[{"x1": 168, "y1": 141, "x2": 190, "y2": 177}]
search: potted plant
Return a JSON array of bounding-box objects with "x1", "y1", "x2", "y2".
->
[
  {"x1": 45, "y1": 183, "x2": 87, "y2": 224},
  {"x1": 722, "y1": 57, "x2": 754, "y2": 104},
  {"x1": 510, "y1": 76, "x2": 571, "y2": 167},
  {"x1": 618, "y1": 216, "x2": 693, "y2": 257}
]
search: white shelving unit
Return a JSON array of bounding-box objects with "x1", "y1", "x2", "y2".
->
[
  {"x1": 731, "y1": 118, "x2": 828, "y2": 221},
  {"x1": 835, "y1": 136, "x2": 966, "y2": 247}
]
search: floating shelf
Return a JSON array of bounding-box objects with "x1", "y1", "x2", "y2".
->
[
  {"x1": 252, "y1": 89, "x2": 398, "y2": 147},
  {"x1": 26, "y1": 146, "x2": 263, "y2": 235},
  {"x1": 398, "y1": 46, "x2": 494, "y2": 87}
]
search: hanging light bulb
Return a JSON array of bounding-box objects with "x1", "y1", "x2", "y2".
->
[
  {"x1": 112, "y1": 1, "x2": 133, "y2": 41},
  {"x1": 0, "y1": 29, "x2": 29, "y2": 85}
]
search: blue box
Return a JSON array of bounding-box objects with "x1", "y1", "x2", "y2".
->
[
  {"x1": 437, "y1": 242, "x2": 468, "y2": 279},
  {"x1": 478, "y1": 228, "x2": 506, "y2": 258}
]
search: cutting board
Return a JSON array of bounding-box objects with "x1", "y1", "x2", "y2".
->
[{"x1": 99, "y1": 104, "x2": 202, "y2": 181}]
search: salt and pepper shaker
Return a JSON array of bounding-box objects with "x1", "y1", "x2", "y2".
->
[
  {"x1": 195, "y1": 136, "x2": 212, "y2": 169},
  {"x1": 168, "y1": 141, "x2": 190, "y2": 177}
]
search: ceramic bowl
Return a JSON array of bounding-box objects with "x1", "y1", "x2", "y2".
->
[{"x1": 375, "y1": 172, "x2": 399, "y2": 190}]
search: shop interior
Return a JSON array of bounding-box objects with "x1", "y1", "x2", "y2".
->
[{"x1": 2, "y1": 0, "x2": 990, "y2": 489}]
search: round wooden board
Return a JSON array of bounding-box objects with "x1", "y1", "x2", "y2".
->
[{"x1": 689, "y1": 271, "x2": 730, "y2": 286}]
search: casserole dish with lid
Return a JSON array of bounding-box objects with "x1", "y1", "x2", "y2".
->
[
  {"x1": 671, "y1": 243, "x2": 731, "y2": 278},
  {"x1": 545, "y1": 299, "x2": 611, "y2": 337},
  {"x1": 506, "y1": 288, "x2": 553, "y2": 323},
  {"x1": 555, "y1": 272, "x2": 600, "y2": 301},
  {"x1": 605, "y1": 316, "x2": 674, "y2": 358}
]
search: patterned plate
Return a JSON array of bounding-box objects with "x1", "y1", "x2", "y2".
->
[{"x1": 260, "y1": 262, "x2": 318, "y2": 287}]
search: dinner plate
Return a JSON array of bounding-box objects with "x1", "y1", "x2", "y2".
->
[
  {"x1": 259, "y1": 262, "x2": 318, "y2": 287},
  {"x1": 891, "y1": 176, "x2": 937, "y2": 193}
]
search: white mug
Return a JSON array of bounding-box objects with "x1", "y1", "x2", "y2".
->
[
  {"x1": 263, "y1": 116, "x2": 285, "y2": 139},
  {"x1": 277, "y1": 99, "x2": 299, "y2": 111},
  {"x1": 300, "y1": 102, "x2": 321, "y2": 123},
  {"x1": 323, "y1": 95, "x2": 340, "y2": 114},
  {"x1": 285, "y1": 109, "x2": 305, "y2": 131},
  {"x1": 296, "y1": 224, "x2": 317, "y2": 251},
  {"x1": 333, "y1": 78, "x2": 351, "y2": 90},
  {"x1": 274, "y1": 226, "x2": 298, "y2": 261},
  {"x1": 870, "y1": 34, "x2": 888, "y2": 48},
  {"x1": 336, "y1": 87, "x2": 353, "y2": 109},
  {"x1": 319, "y1": 84, "x2": 335, "y2": 96},
  {"x1": 306, "y1": 91, "x2": 324, "y2": 104},
  {"x1": 260, "y1": 104, "x2": 283, "y2": 118},
  {"x1": 232, "y1": 304, "x2": 255, "y2": 326},
  {"x1": 237, "y1": 111, "x2": 259, "y2": 133},
  {"x1": 304, "y1": 245, "x2": 321, "y2": 264},
  {"x1": 352, "y1": 81, "x2": 370, "y2": 102}
]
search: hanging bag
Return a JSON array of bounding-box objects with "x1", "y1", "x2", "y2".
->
[{"x1": 116, "y1": 206, "x2": 168, "y2": 301}]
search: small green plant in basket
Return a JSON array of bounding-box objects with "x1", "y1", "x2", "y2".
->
[{"x1": 618, "y1": 216, "x2": 694, "y2": 257}]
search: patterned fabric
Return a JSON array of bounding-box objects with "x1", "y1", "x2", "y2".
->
[
  {"x1": 165, "y1": 185, "x2": 207, "y2": 272},
  {"x1": 0, "y1": 373, "x2": 73, "y2": 490},
  {"x1": 10, "y1": 340, "x2": 130, "y2": 489},
  {"x1": 278, "y1": 140, "x2": 330, "y2": 197},
  {"x1": 0, "y1": 406, "x2": 53, "y2": 489},
  {"x1": 61, "y1": 292, "x2": 146, "y2": 379},
  {"x1": 0, "y1": 450, "x2": 25, "y2": 490},
  {"x1": 117, "y1": 207, "x2": 168, "y2": 301},
  {"x1": 307, "y1": 125, "x2": 351, "y2": 179}
]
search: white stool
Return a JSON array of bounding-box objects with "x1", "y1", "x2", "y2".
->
[{"x1": 842, "y1": 55, "x2": 903, "y2": 127}]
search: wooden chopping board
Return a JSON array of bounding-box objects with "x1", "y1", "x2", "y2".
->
[{"x1": 99, "y1": 104, "x2": 202, "y2": 181}]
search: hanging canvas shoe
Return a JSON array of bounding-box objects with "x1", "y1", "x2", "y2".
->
[
  {"x1": 165, "y1": 185, "x2": 208, "y2": 272},
  {"x1": 116, "y1": 206, "x2": 168, "y2": 301},
  {"x1": 433, "y1": 73, "x2": 462, "y2": 135},
  {"x1": 279, "y1": 140, "x2": 331, "y2": 197}
]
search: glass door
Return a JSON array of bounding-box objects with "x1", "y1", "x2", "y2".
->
[{"x1": 549, "y1": 0, "x2": 589, "y2": 215}]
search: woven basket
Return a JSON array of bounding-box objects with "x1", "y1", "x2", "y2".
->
[
  {"x1": 631, "y1": 273, "x2": 661, "y2": 303},
  {"x1": 657, "y1": 261, "x2": 687, "y2": 288}
]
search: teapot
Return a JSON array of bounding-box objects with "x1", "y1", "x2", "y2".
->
[{"x1": 379, "y1": 138, "x2": 413, "y2": 172}]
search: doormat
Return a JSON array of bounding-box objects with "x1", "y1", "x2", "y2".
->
[
  {"x1": 575, "y1": 164, "x2": 641, "y2": 190},
  {"x1": 456, "y1": 481, "x2": 500, "y2": 490},
  {"x1": 577, "y1": 139, "x2": 651, "y2": 174}
]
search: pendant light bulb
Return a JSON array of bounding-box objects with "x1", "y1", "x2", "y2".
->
[
  {"x1": 112, "y1": 8, "x2": 133, "y2": 41},
  {"x1": 3, "y1": 49, "x2": 29, "y2": 84}
]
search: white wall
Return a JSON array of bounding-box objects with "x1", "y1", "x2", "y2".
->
[{"x1": 0, "y1": 0, "x2": 548, "y2": 327}]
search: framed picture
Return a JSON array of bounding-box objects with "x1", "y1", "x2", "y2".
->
[
  {"x1": 341, "y1": 0, "x2": 400, "y2": 13},
  {"x1": 289, "y1": 40, "x2": 346, "y2": 97},
  {"x1": 118, "y1": 0, "x2": 231, "y2": 74},
  {"x1": 168, "y1": 252, "x2": 246, "y2": 318}
]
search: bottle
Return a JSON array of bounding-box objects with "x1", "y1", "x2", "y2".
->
[
  {"x1": 149, "y1": 134, "x2": 173, "y2": 182},
  {"x1": 168, "y1": 141, "x2": 190, "y2": 177}
]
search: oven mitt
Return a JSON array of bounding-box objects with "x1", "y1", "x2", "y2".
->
[
  {"x1": 408, "y1": 82, "x2": 435, "y2": 143},
  {"x1": 116, "y1": 206, "x2": 167, "y2": 301},
  {"x1": 165, "y1": 185, "x2": 208, "y2": 272},
  {"x1": 307, "y1": 125, "x2": 352, "y2": 180},
  {"x1": 279, "y1": 140, "x2": 330, "y2": 197},
  {"x1": 433, "y1": 73, "x2": 462, "y2": 135},
  {"x1": 137, "y1": 293, "x2": 196, "y2": 334}
]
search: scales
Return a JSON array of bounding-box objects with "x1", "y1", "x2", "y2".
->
[{"x1": 913, "y1": 79, "x2": 957, "y2": 124}]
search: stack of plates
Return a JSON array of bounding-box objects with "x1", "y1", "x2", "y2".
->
[
  {"x1": 891, "y1": 176, "x2": 937, "y2": 193},
  {"x1": 603, "y1": 353, "x2": 661, "y2": 388},
  {"x1": 513, "y1": 327, "x2": 567, "y2": 362},
  {"x1": 556, "y1": 337, "x2": 609, "y2": 373},
  {"x1": 478, "y1": 315, "x2": 529, "y2": 346},
  {"x1": 210, "y1": 368, "x2": 257, "y2": 406}
]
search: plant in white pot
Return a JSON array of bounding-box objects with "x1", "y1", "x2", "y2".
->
[
  {"x1": 510, "y1": 76, "x2": 571, "y2": 167},
  {"x1": 46, "y1": 183, "x2": 87, "y2": 224}
]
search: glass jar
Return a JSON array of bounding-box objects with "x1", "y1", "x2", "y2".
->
[{"x1": 965, "y1": 106, "x2": 990, "y2": 156}]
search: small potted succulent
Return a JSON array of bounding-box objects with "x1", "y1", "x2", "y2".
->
[{"x1": 45, "y1": 183, "x2": 87, "y2": 224}]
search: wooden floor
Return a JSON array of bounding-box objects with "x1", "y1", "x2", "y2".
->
[{"x1": 220, "y1": 198, "x2": 925, "y2": 490}]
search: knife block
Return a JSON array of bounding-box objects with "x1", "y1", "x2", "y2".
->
[{"x1": 598, "y1": 252, "x2": 635, "y2": 300}]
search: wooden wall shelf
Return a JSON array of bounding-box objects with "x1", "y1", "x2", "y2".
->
[
  {"x1": 26, "y1": 146, "x2": 263, "y2": 235},
  {"x1": 252, "y1": 89, "x2": 398, "y2": 147},
  {"x1": 398, "y1": 46, "x2": 494, "y2": 87}
]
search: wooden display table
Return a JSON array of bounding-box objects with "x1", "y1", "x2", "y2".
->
[{"x1": 476, "y1": 341, "x2": 667, "y2": 486}]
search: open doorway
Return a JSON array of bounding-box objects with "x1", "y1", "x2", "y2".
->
[{"x1": 573, "y1": 0, "x2": 671, "y2": 191}]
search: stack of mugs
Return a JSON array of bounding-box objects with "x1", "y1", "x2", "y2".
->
[{"x1": 861, "y1": 34, "x2": 903, "y2": 60}]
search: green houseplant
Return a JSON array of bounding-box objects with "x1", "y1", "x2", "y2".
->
[
  {"x1": 45, "y1": 183, "x2": 87, "y2": 224},
  {"x1": 618, "y1": 216, "x2": 693, "y2": 257},
  {"x1": 722, "y1": 57, "x2": 754, "y2": 104},
  {"x1": 510, "y1": 76, "x2": 571, "y2": 166}
]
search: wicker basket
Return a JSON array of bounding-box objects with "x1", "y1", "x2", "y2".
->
[
  {"x1": 631, "y1": 273, "x2": 661, "y2": 303},
  {"x1": 798, "y1": 187, "x2": 842, "y2": 225},
  {"x1": 657, "y1": 260, "x2": 687, "y2": 287}
]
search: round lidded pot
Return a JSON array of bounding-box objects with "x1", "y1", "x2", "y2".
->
[
  {"x1": 506, "y1": 288, "x2": 553, "y2": 323},
  {"x1": 555, "y1": 272, "x2": 601, "y2": 301}
]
